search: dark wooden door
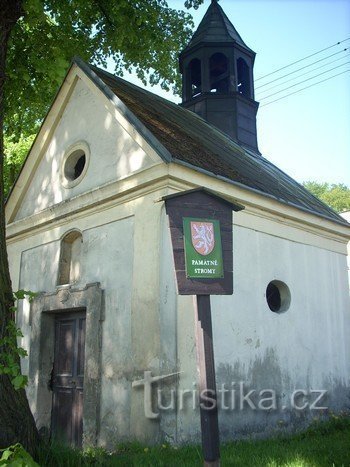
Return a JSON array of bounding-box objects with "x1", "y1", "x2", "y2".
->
[{"x1": 51, "y1": 311, "x2": 86, "y2": 447}]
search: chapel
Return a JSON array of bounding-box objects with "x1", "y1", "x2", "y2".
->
[{"x1": 6, "y1": 0, "x2": 350, "y2": 448}]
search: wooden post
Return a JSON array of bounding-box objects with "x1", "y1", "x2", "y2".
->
[
  {"x1": 163, "y1": 188, "x2": 244, "y2": 466},
  {"x1": 194, "y1": 295, "x2": 220, "y2": 466}
]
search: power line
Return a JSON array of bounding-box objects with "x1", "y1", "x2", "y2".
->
[
  {"x1": 257, "y1": 53, "x2": 350, "y2": 97},
  {"x1": 259, "y1": 61, "x2": 350, "y2": 101},
  {"x1": 256, "y1": 48, "x2": 348, "y2": 90},
  {"x1": 260, "y1": 69, "x2": 350, "y2": 107},
  {"x1": 255, "y1": 37, "x2": 350, "y2": 82}
]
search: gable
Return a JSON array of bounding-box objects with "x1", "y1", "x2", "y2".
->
[
  {"x1": 7, "y1": 58, "x2": 348, "y2": 229},
  {"x1": 8, "y1": 67, "x2": 163, "y2": 222}
]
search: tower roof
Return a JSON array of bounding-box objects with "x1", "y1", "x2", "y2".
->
[{"x1": 182, "y1": 0, "x2": 254, "y2": 55}]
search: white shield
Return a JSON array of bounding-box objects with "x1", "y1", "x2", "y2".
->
[{"x1": 191, "y1": 221, "x2": 215, "y2": 255}]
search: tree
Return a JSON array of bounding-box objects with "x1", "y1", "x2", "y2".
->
[
  {"x1": 302, "y1": 181, "x2": 350, "y2": 213},
  {"x1": 0, "y1": 0, "x2": 203, "y2": 454},
  {"x1": 4, "y1": 0, "x2": 203, "y2": 196},
  {"x1": 4, "y1": 134, "x2": 34, "y2": 195},
  {"x1": 1, "y1": 0, "x2": 40, "y2": 456}
]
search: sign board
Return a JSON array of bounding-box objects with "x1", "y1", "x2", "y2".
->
[
  {"x1": 163, "y1": 188, "x2": 244, "y2": 295},
  {"x1": 183, "y1": 218, "x2": 223, "y2": 279},
  {"x1": 164, "y1": 188, "x2": 244, "y2": 466}
]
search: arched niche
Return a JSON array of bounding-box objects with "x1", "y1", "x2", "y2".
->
[
  {"x1": 57, "y1": 230, "x2": 83, "y2": 286},
  {"x1": 237, "y1": 57, "x2": 251, "y2": 98},
  {"x1": 209, "y1": 53, "x2": 229, "y2": 93}
]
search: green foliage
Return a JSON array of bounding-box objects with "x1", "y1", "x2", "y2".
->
[
  {"x1": 0, "y1": 291, "x2": 37, "y2": 390},
  {"x1": 37, "y1": 441, "x2": 113, "y2": 466},
  {"x1": 3, "y1": 134, "x2": 35, "y2": 197},
  {"x1": 300, "y1": 411, "x2": 350, "y2": 437},
  {"x1": 0, "y1": 319, "x2": 28, "y2": 391},
  {"x1": 303, "y1": 181, "x2": 350, "y2": 213},
  {"x1": 4, "y1": 0, "x2": 204, "y2": 195},
  {"x1": 0, "y1": 443, "x2": 39, "y2": 466},
  {"x1": 13, "y1": 290, "x2": 37, "y2": 301},
  {"x1": 5, "y1": 0, "x2": 203, "y2": 137},
  {"x1": 184, "y1": 0, "x2": 203, "y2": 8},
  {"x1": 36, "y1": 415, "x2": 350, "y2": 466}
]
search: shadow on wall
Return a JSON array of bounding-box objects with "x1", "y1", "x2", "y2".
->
[
  {"x1": 18, "y1": 78, "x2": 154, "y2": 220},
  {"x1": 215, "y1": 347, "x2": 349, "y2": 439}
]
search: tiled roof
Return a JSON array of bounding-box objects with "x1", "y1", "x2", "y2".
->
[{"x1": 83, "y1": 61, "x2": 346, "y2": 226}]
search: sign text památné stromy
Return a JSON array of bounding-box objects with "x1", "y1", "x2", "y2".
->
[{"x1": 183, "y1": 218, "x2": 223, "y2": 279}]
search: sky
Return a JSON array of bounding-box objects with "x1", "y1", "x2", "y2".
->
[{"x1": 109, "y1": 0, "x2": 350, "y2": 186}]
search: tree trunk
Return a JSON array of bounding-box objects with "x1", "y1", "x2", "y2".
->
[{"x1": 0, "y1": 0, "x2": 40, "y2": 456}]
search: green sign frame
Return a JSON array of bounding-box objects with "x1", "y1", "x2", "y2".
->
[{"x1": 183, "y1": 217, "x2": 224, "y2": 279}]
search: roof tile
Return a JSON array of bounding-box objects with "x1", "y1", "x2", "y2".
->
[{"x1": 91, "y1": 65, "x2": 346, "y2": 225}]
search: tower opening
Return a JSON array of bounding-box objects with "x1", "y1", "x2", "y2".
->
[
  {"x1": 237, "y1": 57, "x2": 251, "y2": 98},
  {"x1": 189, "y1": 58, "x2": 202, "y2": 97},
  {"x1": 210, "y1": 53, "x2": 229, "y2": 94}
]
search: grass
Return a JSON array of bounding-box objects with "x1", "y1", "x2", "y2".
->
[{"x1": 37, "y1": 416, "x2": 350, "y2": 467}]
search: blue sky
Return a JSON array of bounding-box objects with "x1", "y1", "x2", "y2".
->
[{"x1": 112, "y1": 0, "x2": 350, "y2": 186}]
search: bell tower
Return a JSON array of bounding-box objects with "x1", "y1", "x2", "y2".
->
[{"x1": 179, "y1": 0, "x2": 259, "y2": 153}]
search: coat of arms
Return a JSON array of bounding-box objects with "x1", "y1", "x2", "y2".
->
[{"x1": 191, "y1": 221, "x2": 215, "y2": 255}]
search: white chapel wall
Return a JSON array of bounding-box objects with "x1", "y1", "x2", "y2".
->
[
  {"x1": 159, "y1": 208, "x2": 350, "y2": 441},
  {"x1": 8, "y1": 191, "x2": 168, "y2": 446},
  {"x1": 15, "y1": 77, "x2": 159, "y2": 221},
  {"x1": 9, "y1": 196, "x2": 136, "y2": 440},
  {"x1": 211, "y1": 224, "x2": 350, "y2": 437},
  {"x1": 6, "y1": 175, "x2": 350, "y2": 446},
  {"x1": 340, "y1": 211, "x2": 350, "y2": 291}
]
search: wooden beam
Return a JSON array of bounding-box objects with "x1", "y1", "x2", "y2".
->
[{"x1": 194, "y1": 295, "x2": 220, "y2": 466}]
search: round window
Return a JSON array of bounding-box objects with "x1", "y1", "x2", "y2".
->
[
  {"x1": 61, "y1": 142, "x2": 90, "y2": 188},
  {"x1": 64, "y1": 150, "x2": 86, "y2": 181},
  {"x1": 266, "y1": 280, "x2": 291, "y2": 313}
]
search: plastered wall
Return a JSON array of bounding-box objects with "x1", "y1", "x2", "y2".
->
[{"x1": 7, "y1": 191, "x2": 350, "y2": 447}]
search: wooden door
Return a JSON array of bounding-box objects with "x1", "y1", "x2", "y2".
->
[{"x1": 51, "y1": 311, "x2": 86, "y2": 447}]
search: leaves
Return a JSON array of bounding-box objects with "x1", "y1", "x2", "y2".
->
[
  {"x1": 0, "y1": 443, "x2": 39, "y2": 466},
  {"x1": 185, "y1": 0, "x2": 204, "y2": 8},
  {"x1": 11, "y1": 375, "x2": 28, "y2": 391},
  {"x1": 5, "y1": 0, "x2": 196, "y2": 137},
  {"x1": 0, "y1": 291, "x2": 35, "y2": 390},
  {"x1": 3, "y1": 134, "x2": 35, "y2": 197},
  {"x1": 13, "y1": 290, "x2": 37, "y2": 302},
  {"x1": 4, "y1": 0, "x2": 200, "y2": 195},
  {"x1": 303, "y1": 181, "x2": 350, "y2": 213}
]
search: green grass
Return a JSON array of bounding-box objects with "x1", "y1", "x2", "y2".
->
[{"x1": 37, "y1": 416, "x2": 350, "y2": 467}]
